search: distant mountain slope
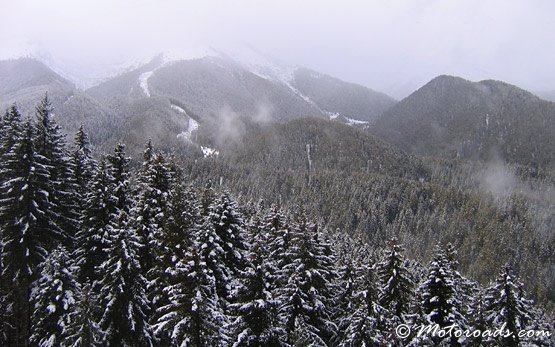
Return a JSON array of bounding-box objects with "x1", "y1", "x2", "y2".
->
[
  {"x1": 86, "y1": 54, "x2": 166, "y2": 101},
  {"x1": 0, "y1": 58, "x2": 75, "y2": 112},
  {"x1": 1, "y1": 52, "x2": 398, "y2": 157},
  {"x1": 147, "y1": 57, "x2": 324, "y2": 121},
  {"x1": 216, "y1": 117, "x2": 426, "y2": 179},
  {"x1": 86, "y1": 52, "x2": 396, "y2": 124},
  {"x1": 370, "y1": 75, "x2": 555, "y2": 170},
  {"x1": 291, "y1": 68, "x2": 396, "y2": 121},
  {"x1": 0, "y1": 58, "x2": 195, "y2": 156}
]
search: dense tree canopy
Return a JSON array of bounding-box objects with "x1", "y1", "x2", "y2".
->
[{"x1": 0, "y1": 100, "x2": 553, "y2": 346}]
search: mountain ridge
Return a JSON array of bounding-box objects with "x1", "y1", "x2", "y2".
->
[{"x1": 370, "y1": 74, "x2": 555, "y2": 170}]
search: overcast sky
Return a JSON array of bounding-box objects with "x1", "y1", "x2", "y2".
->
[{"x1": 1, "y1": 0, "x2": 554, "y2": 98}]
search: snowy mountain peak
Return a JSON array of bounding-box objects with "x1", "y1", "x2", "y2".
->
[
  {"x1": 212, "y1": 45, "x2": 298, "y2": 84},
  {"x1": 152, "y1": 44, "x2": 298, "y2": 85},
  {"x1": 159, "y1": 46, "x2": 218, "y2": 64}
]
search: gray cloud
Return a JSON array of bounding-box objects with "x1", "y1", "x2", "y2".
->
[{"x1": 2, "y1": 0, "x2": 554, "y2": 98}]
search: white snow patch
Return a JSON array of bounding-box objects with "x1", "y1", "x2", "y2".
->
[
  {"x1": 171, "y1": 104, "x2": 187, "y2": 115},
  {"x1": 138, "y1": 71, "x2": 154, "y2": 97},
  {"x1": 285, "y1": 80, "x2": 313, "y2": 104},
  {"x1": 328, "y1": 112, "x2": 340, "y2": 120},
  {"x1": 160, "y1": 47, "x2": 216, "y2": 64},
  {"x1": 137, "y1": 48, "x2": 218, "y2": 97},
  {"x1": 219, "y1": 45, "x2": 296, "y2": 84},
  {"x1": 47, "y1": 304, "x2": 56, "y2": 313},
  {"x1": 345, "y1": 117, "x2": 369, "y2": 126},
  {"x1": 173, "y1": 105, "x2": 199, "y2": 142},
  {"x1": 201, "y1": 146, "x2": 219, "y2": 158}
]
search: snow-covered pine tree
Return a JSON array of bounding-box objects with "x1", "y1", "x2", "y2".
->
[
  {"x1": 106, "y1": 143, "x2": 132, "y2": 214},
  {"x1": 242, "y1": 201, "x2": 262, "y2": 244},
  {"x1": 200, "y1": 181, "x2": 216, "y2": 216},
  {"x1": 0, "y1": 120, "x2": 62, "y2": 346},
  {"x1": 97, "y1": 211, "x2": 155, "y2": 347},
  {"x1": 62, "y1": 284, "x2": 105, "y2": 347},
  {"x1": 0, "y1": 104, "x2": 22, "y2": 166},
  {"x1": 338, "y1": 263, "x2": 388, "y2": 346},
  {"x1": 0, "y1": 105, "x2": 23, "y2": 343},
  {"x1": 154, "y1": 248, "x2": 228, "y2": 346},
  {"x1": 132, "y1": 141, "x2": 173, "y2": 274},
  {"x1": 468, "y1": 292, "x2": 488, "y2": 346},
  {"x1": 207, "y1": 191, "x2": 250, "y2": 300},
  {"x1": 228, "y1": 238, "x2": 286, "y2": 346},
  {"x1": 33, "y1": 94, "x2": 78, "y2": 249},
  {"x1": 69, "y1": 125, "x2": 96, "y2": 199},
  {"x1": 259, "y1": 205, "x2": 288, "y2": 245},
  {"x1": 242, "y1": 205, "x2": 290, "y2": 307},
  {"x1": 483, "y1": 264, "x2": 553, "y2": 346},
  {"x1": 147, "y1": 181, "x2": 201, "y2": 344},
  {"x1": 443, "y1": 243, "x2": 475, "y2": 322},
  {"x1": 276, "y1": 212, "x2": 337, "y2": 346},
  {"x1": 410, "y1": 245, "x2": 466, "y2": 346},
  {"x1": 333, "y1": 259, "x2": 358, "y2": 344},
  {"x1": 75, "y1": 159, "x2": 117, "y2": 284},
  {"x1": 196, "y1": 216, "x2": 229, "y2": 301},
  {"x1": 30, "y1": 246, "x2": 80, "y2": 347},
  {"x1": 377, "y1": 238, "x2": 414, "y2": 322},
  {"x1": 266, "y1": 208, "x2": 294, "y2": 290}
]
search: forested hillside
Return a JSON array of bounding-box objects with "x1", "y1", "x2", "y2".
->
[
  {"x1": 1, "y1": 98, "x2": 553, "y2": 346},
  {"x1": 185, "y1": 117, "x2": 555, "y2": 313},
  {"x1": 370, "y1": 75, "x2": 555, "y2": 170},
  {"x1": 291, "y1": 68, "x2": 396, "y2": 121},
  {"x1": 1, "y1": 55, "x2": 396, "y2": 159}
]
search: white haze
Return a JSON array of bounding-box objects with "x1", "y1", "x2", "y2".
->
[{"x1": 1, "y1": 0, "x2": 555, "y2": 98}]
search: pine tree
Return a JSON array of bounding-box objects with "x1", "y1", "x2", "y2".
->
[
  {"x1": 30, "y1": 246, "x2": 80, "y2": 347},
  {"x1": 259, "y1": 205, "x2": 288, "y2": 246},
  {"x1": 132, "y1": 142, "x2": 173, "y2": 274},
  {"x1": 483, "y1": 265, "x2": 552, "y2": 346},
  {"x1": 0, "y1": 120, "x2": 61, "y2": 346},
  {"x1": 0, "y1": 104, "x2": 22, "y2": 344},
  {"x1": 0, "y1": 104, "x2": 22, "y2": 165},
  {"x1": 154, "y1": 248, "x2": 228, "y2": 346},
  {"x1": 265, "y1": 208, "x2": 293, "y2": 291},
  {"x1": 106, "y1": 143, "x2": 132, "y2": 213},
  {"x1": 75, "y1": 159, "x2": 117, "y2": 284},
  {"x1": 443, "y1": 243, "x2": 475, "y2": 323},
  {"x1": 69, "y1": 125, "x2": 96, "y2": 198},
  {"x1": 62, "y1": 284, "x2": 105, "y2": 347},
  {"x1": 33, "y1": 93, "x2": 78, "y2": 249},
  {"x1": 228, "y1": 239, "x2": 286, "y2": 346},
  {"x1": 200, "y1": 182, "x2": 216, "y2": 216},
  {"x1": 468, "y1": 292, "x2": 488, "y2": 346},
  {"x1": 338, "y1": 264, "x2": 388, "y2": 346},
  {"x1": 377, "y1": 238, "x2": 414, "y2": 320},
  {"x1": 243, "y1": 199, "x2": 264, "y2": 244},
  {"x1": 276, "y1": 213, "x2": 337, "y2": 346},
  {"x1": 148, "y1": 181, "x2": 200, "y2": 343},
  {"x1": 97, "y1": 211, "x2": 155, "y2": 347},
  {"x1": 206, "y1": 192, "x2": 250, "y2": 300},
  {"x1": 332, "y1": 259, "x2": 356, "y2": 342},
  {"x1": 411, "y1": 245, "x2": 466, "y2": 346},
  {"x1": 196, "y1": 216, "x2": 228, "y2": 301}
]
